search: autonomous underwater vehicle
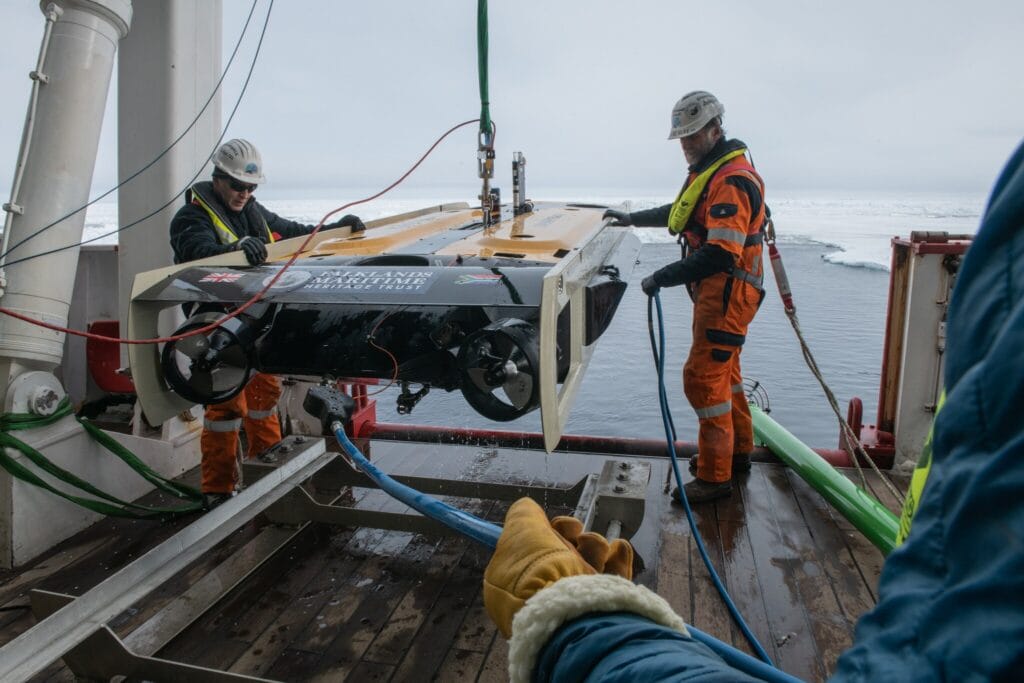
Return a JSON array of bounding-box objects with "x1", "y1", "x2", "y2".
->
[{"x1": 128, "y1": 200, "x2": 641, "y2": 451}]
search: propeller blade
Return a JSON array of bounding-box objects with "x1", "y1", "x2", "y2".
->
[
  {"x1": 173, "y1": 334, "x2": 210, "y2": 361},
  {"x1": 189, "y1": 369, "x2": 214, "y2": 397},
  {"x1": 466, "y1": 366, "x2": 493, "y2": 392},
  {"x1": 502, "y1": 374, "x2": 533, "y2": 409}
]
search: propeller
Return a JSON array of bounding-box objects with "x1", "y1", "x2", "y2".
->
[
  {"x1": 160, "y1": 313, "x2": 255, "y2": 405},
  {"x1": 457, "y1": 319, "x2": 541, "y2": 421}
]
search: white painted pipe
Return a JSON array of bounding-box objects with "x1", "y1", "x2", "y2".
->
[
  {"x1": 1, "y1": 4, "x2": 62, "y2": 268},
  {"x1": 0, "y1": 0, "x2": 131, "y2": 368}
]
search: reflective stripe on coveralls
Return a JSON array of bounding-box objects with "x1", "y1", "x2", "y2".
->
[
  {"x1": 694, "y1": 402, "x2": 732, "y2": 419},
  {"x1": 203, "y1": 418, "x2": 242, "y2": 432},
  {"x1": 200, "y1": 373, "x2": 282, "y2": 494},
  {"x1": 680, "y1": 152, "x2": 765, "y2": 484}
]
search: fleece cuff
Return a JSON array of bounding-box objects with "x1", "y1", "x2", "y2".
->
[{"x1": 507, "y1": 574, "x2": 688, "y2": 682}]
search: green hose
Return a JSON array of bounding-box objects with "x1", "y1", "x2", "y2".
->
[
  {"x1": 750, "y1": 404, "x2": 899, "y2": 554},
  {"x1": 477, "y1": 0, "x2": 492, "y2": 136},
  {"x1": 0, "y1": 397, "x2": 202, "y2": 518}
]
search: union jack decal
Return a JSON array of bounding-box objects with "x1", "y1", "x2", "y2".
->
[
  {"x1": 454, "y1": 273, "x2": 504, "y2": 285},
  {"x1": 199, "y1": 272, "x2": 244, "y2": 283}
]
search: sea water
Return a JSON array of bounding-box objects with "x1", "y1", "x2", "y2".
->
[{"x1": 81, "y1": 190, "x2": 985, "y2": 447}]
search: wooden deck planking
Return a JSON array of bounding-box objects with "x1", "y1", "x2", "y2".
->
[
  {"x1": 310, "y1": 506, "x2": 493, "y2": 681},
  {"x1": 714, "y1": 473, "x2": 777, "y2": 660},
  {"x1": 221, "y1": 449, "x2": 445, "y2": 678},
  {"x1": 1, "y1": 439, "x2": 910, "y2": 683},
  {"x1": 653, "y1": 468, "x2": 695, "y2": 627},
  {"x1": 388, "y1": 522, "x2": 493, "y2": 682},
  {"x1": 222, "y1": 525, "x2": 364, "y2": 678},
  {"x1": 380, "y1": 445, "x2": 545, "y2": 682},
  {"x1": 784, "y1": 469, "x2": 879, "y2": 625},
  {"x1": 155, "y1": 450, "x2": 411, "y2": 672},
  {"x1": 759, "y1": 465, "x2": 855, "y2": 680},
  {"x1": 688, "y1": 501, "x2": 736, "y2": 649},
  {"x1": 476, "y1": 635, "x2": 509, "y2": 683},
  {"x1": 436, "y1": 648, "x2": 488, "y2": 681},
  {"x1": 861, "y1": 469, "x2": 908, "y2": 516},
  {"x1": 740, "y1": 464, "x2": 826, "y2": 681},
  {"x1": 343, "y1": 659, "x2": 394, "y2": 681},
  {"x1": 822, "y1": 467, "x2": 893, "y2": 602},
  {"x1": 217, "y1": 469, "x2": 388, "y2": 678}
]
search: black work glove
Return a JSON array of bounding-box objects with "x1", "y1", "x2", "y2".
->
[
  {"x1": 641, "y1": 274, "x2": 661, "y2": 297},
  {"x1": 329, "y1": 214, "x2": 366, "y2": 233},
  {"x1": 603, "y1": 209, "x2": 633, "y2": 226},
  {"x1": 233, "y1": 235, "x2": 268, "y2": 266}
]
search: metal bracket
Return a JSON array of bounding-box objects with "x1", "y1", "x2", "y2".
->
[
  {"x1": 29, "y1": 591, "x2": 274, "y2": 682},
  {"x1": 306, "y1": 452, "x2": 591, "y2": 504},
  {"x1": 0, "y1": 437, "x2": 334, "y2": 681},
  {"x1": 579, "y1": 460, "x2": 651, "y2": 540}
]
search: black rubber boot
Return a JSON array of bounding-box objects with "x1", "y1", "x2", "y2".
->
[
  {"x1": 672, "y1": 478, "x2": 733, "y2": 504},
  {"x1": 202, "y1": 491, "x2": 235, "y2": 511},
  {"x1": 689, "y1": 452, "x2": 753, "y2": 476}
]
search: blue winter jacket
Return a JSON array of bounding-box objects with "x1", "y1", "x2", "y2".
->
[{"x1": 531, "y1": 141, "x2": 1024, "y2": 682}]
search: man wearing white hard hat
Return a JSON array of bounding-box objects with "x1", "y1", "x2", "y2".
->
[
  {"x1": 604, "y1": 92, "x2": 768, "y2": 504},
  {"x1": 169, "y1": 139, "x2": 365, "y2": 508}
]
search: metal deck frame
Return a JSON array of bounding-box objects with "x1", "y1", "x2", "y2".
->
[{"x1": 0, "y1": 435, "x2": 649, "y2": 681}]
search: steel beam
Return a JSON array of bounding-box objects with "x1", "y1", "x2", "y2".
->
[{"x1": 0, "y1": 437, "x2": 332, "y2": 681}]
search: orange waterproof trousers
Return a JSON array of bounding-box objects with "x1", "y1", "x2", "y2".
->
[
  {"x1": 684, "y1": 274, "x2": 760, "y2": 484},
  {"x1": 200, "y1": 372, "x2": 282, "y2": 493}
]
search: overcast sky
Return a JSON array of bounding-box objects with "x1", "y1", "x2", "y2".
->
[{"x1": 2, "y1": 0, "x2": 1022, "y2": 201}]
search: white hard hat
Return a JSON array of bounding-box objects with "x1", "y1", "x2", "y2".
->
[
  {"x1": 667, "y1": 91, "x2": 725, "y2": 140},
  {"x1": 212, "y1": 138, "x2": 266, "y2": 184}
]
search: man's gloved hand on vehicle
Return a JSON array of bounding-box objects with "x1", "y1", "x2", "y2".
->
[
  {"x1": 328, "y1": 214, "x2": 366, "y2": 233},
  {"x1": 602, "y1": 208, "x2": 633, "y2": 226},
  {"x1": 233, "y1": 235, "x2": 268, "y2": 265},
  {"x1": 483, "y1": 497, "x2": 633, "y2": 637}
]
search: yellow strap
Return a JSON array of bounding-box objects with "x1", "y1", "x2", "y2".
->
[
  {"x1": 192, "y1": 193, "x2": 240, "y2": 244},
  {"x1": 667, "y1": 148, "x2": 747, "y2": 235},
  {"x1": 191, "y1": 187, "x2": 275, "y2": 245},
  {"x1": 896, "y1": 390, "x2": 945, "y2": 545}
]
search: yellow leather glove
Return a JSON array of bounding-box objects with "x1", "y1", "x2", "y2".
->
[{"x1": 483, "y1": 497, "x2": 634, "y2": 638}]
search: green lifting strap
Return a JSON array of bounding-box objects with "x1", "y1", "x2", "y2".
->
[
  {"x1": 477, "y1": 0, "x2": 492, "y2": 136},
  {"x1": 0, "y1": 397, "x2": 203, "y2": 519}
]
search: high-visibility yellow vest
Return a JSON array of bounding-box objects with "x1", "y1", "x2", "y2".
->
[
  {"x1": 667, "y1": 148, "x2": 748, "y2": 235},
  {"x1": 189, "y1": 183, "x2": 274, "y2": 245}
]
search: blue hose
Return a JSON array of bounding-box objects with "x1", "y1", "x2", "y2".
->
[
  {"x1": 331, "y1": 423, "x2": 502, "y2": 548},
  {"x1": 688, "y1": 626, "x2": 804, "y2": 683},
  {"x1": 648, "y1": 292, "x2": 776, "y2": 667},
  {"x1": 329, "y1": 313, "x2": 801, "y2": 680}
]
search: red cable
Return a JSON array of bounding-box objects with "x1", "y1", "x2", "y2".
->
[{"x1": 0, "y1": 119, "x2": 482, "y2": 345}]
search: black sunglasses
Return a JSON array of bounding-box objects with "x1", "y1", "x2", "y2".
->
[{"x1": 216, "y1": 174, "x2": 257, "y2": 193}]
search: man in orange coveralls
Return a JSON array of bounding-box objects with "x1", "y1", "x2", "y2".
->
[
  {"x1": 604, "y1": 92, "x2": 767, "y2": 503},
  {"x1": 169, "y1": 139, "x2": 365, "y2": 508}
]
